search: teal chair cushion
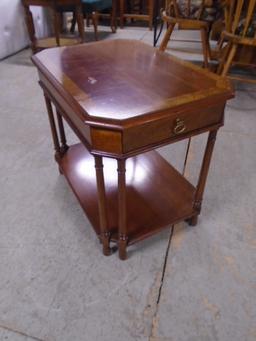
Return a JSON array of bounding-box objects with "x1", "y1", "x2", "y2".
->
[{"x1": 81, "y1": 0, "x2": 113, "y2": 13}]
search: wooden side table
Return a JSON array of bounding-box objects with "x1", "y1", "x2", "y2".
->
[
  {"x1": 119, "y1": 0, "x2": 154, "y2": 29},
  {"x1": 32, "y1": 40, "x2": 233, "y2": 260},
  {"x1": 22, "y1": 0, "x2": 85, "y2": 54}
]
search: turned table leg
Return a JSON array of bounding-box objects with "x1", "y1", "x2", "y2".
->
[
  {"x1": 187, "y1": 215, "x2": 198, "y2": 226},
  {"x1": 95, "y1": 156, "x2": 111, "y2": 256},
  {"x1": 189, "y1": 129, "x2": 218, "y2": 225},
  {"x1": 117, "y1": 159, "x2": 128, "y2": 260},
  {"x1": 56, "y1": 110, "x2": 69, "y2": 154},
  {"x1": 44, "y1": 95, "x2": 62, "y2": 163}
]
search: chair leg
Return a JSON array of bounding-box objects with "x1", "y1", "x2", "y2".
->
[
  {"x1": 86, "y1": 14, "x2": 90, "y2": 27},
  {"x1": 92, "y1": 12, "x2": 99, "y2": 41},
  {"x1": 200, "y1": 28, "x2": 209, "y2": 68},
  {"x1": 59, "y1": 13, "x2": 64, "y2": 33},
  {"x1": 159, "y1": 23, "x2": 175, "y2": 52},
  {"x1": 23, "y1": 4, "x2": 37, "y2": 54},
  {"x1": 111, "y1": 0, "x2": 117, "y2": 33},
  {"x1": 119, "y1": 0, "x2": 125, "y2": 28},
  {"x1": 206, "y1": 27, "x2": 213, "y2": 61},
  {"x1": 76, "y1": 4, "x2": 85, "y2": 42},
  {"x1": 217, "y1": 34, "x2": 225, "y2": 52},
  {"x1": 53, "y1": 10, "x2": 61, "y2": 46},
  {"x1": 148, "y1": 0, "x2": 154, "y2": 31},
  {"x1": 220, "y1": 43, "x2": 238, "y2": 77},
  {"x1": 70, "y1": 11, "x2": 76, "y2": 33},
  {"x1": 216, "y1": 42, "x2": 231, "y2": 74}
]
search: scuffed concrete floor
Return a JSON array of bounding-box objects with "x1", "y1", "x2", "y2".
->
[{"x1": 0, "y1": 25, "x2": 255, "y2": 341}]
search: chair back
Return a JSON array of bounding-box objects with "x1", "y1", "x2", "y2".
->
[
  {"x1": 224, "y1": 0, "x2": 256, "y2": 38},
  {"x1": 165, "y1": 0, "x2": 221, "y2": 21}
]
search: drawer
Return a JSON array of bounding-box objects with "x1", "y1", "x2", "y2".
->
[{"x1": 123, "y1": 104, "x2": 225, "y2": 153}]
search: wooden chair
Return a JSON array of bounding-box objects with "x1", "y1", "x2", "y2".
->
[
  {"x1": 70, "y1": 0, "x2": 117, "y2": 40},
  {"x1": 159, "y1": 0, "x2": 221, "y2": 68},
  {"x1": 216, "y1": 0, "x2": 256, "y2": 82},
  {"x1": 119, "y1": 0, "x2": 154, "y2": 30},
  {"x1": 22, "y1": 0, "x2": 85, "y2": 54}
]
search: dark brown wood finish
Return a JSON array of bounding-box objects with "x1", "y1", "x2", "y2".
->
[
  {"x1": 58, "y1": 144, "x2": 197, "y2": 242},
  {"x1": 44, "y1": 94, "x2": 62, "y2": 162},
  {"x1": 188, "y1": 129, "x2": 218, "y2": 226},
  {"x1": 56, "y1": 109, "x2": 69, "y2": 154},
  {"x1": 94, "y1": 156, "x2": 111, "y2": 256},
  {"x1": 117, "y1": 159, "x2": 127, "y2": 260},
  {"x1": 32, "y1": 40, "x2": 234, "y2": 259}
]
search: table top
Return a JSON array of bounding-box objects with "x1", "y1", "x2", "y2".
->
[{"x1": 32, "y1": 39, "x2": 233, "y2": 125}]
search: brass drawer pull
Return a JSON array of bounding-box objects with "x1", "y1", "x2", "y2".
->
[{"x1": 173, "y1": 118, "x2": 186, "y2": 135}]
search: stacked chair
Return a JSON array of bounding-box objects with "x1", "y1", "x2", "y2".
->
[
  {"x1": 159, "y1": 0, "x2": 222, "y2": 67},
  {"x1": 216, "y1": 0, "x2": 256, "y2": 82}
]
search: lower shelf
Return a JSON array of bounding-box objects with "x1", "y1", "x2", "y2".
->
[{"x1": 59, "y1": 143, "x2": 196, "y2": 245}]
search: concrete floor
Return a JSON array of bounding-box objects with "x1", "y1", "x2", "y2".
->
[{"x1": 0, "y1": 26, "x2": 255, "y2": 341}]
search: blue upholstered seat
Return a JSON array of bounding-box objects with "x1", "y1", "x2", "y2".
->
[
  {"x1": 69, "y1": 0, "x2": 116, "y2": 39},
  {"x1": 57, "y1": 0, "x2": 113, "y2": 15},
  {"x1": 81, "y1": 0, "x2": 113, "y2": 13}
]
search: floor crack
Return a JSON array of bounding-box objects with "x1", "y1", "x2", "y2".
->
[
  {"x1": 149, "y1": 138, "x2": 192, "y2": 340},
  {"x1": 0, "y1": 324, "x2": 45, "y2": 341},
  {"x1": 156, "y1": 226, "x2": 174, "y2": 305},
  {"x1": 148, "y1": 226, "x2": 174, "y2": 340}
]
